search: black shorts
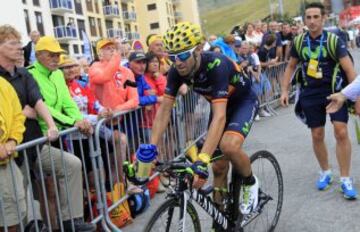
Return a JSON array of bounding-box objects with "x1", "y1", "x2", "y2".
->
[{"x1": 299, "y1": 96, "x2": 348, "y2": 128}]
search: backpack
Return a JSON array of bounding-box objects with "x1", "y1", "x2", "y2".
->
[{"x1": 293, "y1": 31, "x2": 351, "y2": 93}]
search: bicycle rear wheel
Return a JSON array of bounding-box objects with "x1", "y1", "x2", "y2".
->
[
  {"x1": 243, "y1": 150, "x2": 284, "y2": 232},
  {"x1": 144, "y1": 197, "x2": 201, "y2": 232}
]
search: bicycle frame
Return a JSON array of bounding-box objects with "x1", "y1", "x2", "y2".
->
[{"x1": 174, "y1": 187, "x2": 235, "y2": 231}]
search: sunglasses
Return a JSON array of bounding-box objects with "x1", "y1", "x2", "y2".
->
[{"x1": 168, "y1": 47, "x2": 196, "y2": 63}]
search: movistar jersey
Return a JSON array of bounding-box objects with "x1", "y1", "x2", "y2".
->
[
  {"x1": 165, "y1": 52, "x2": 252, "y2": 103},
  {"x1": 290, "y1": 31, "x2": 348, "y2": 98}
]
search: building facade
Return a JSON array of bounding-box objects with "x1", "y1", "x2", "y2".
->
[
  {"x1": 0, "y1": 0, "x2": 199, "y2": 57},
  {"x1": 135, "y1": 0, "x2": 200, "y2": 46}
]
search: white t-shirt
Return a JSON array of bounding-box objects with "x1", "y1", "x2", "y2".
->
[{"x1": 251, "y1": 52, "x2": 260, "y2": 66}]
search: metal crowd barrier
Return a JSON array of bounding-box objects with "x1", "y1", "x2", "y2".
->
[
  {"x1": 93, "y1": 90, "x2": 210, "y2": 231},
  {"x1": 259, "y1": 62, "x2": 294, "y2": 115},
  {"x1": 0, "y1": 64, "x2": 291, "y2": 231}
]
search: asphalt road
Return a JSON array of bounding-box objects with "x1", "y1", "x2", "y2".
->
[{"x1": 123, "y1": 49, "x2": 360, "y2": 232}]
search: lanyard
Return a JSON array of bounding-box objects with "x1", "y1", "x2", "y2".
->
[{"x1": 306, "y1": 32, "x2": 324, "y2": 63}]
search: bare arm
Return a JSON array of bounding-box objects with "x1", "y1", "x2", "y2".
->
[
  {"x1": 280, "y1": 56, "x2": 298, "y2": 106},
  {"x1": 150, "y1": 96, "x2": 175, "y2": 145},
  {"x1": 200, "y1": 101, "x2": 227, "y2": 157},
  {"x1": 339, "y1": 55, "x2": 357, "y2": 83}
]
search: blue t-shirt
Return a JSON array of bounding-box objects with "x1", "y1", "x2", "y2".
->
[
  {"x1": 165, "y1": 52, "x2": 252, "y2": 104},
  {"x1": 290, "y1": 31, "x2": 348, "y2": 98}
]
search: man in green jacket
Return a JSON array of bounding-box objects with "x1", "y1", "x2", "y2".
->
[{"x1": 28, "y1": 36, "x2": 95, "y2": 232}]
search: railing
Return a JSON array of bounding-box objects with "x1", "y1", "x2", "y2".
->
[
  {"x1": 103, "y1": 5, "x2": 120, "y2": 17},
  {"x1": 107, "y1": 28, "x2": 124, "y2": 38},
  {"x1": 53, "y1": 25, "x2": 77, "y2": 40},
  {"x1": 49, "y1": 0, "x2": 73, "y2": 11},
  {"x1": 125, "y1": 32, "x2": 140, "y2": 40},
  {"x1": 123, "y1": 11, "x2": 137, "y2": 21},
  {"x1": 0, "y1": 63, "x2": 287, "y2": 231}
]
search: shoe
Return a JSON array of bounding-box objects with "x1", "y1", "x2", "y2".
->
[
  {"x1": 63, "y1": 218, "x2": 96, "y2": 232},
  {"x1": 316, "y1": 171, "x2": 333, "y2": 190},
  {"x1": 25, "y1": 220, "x2": 49, "y2": 232},
  {"x1": 259, "y1": 109, "x2": 271, "y2": 117},
  {"x1": 254, "y1": 114, "x2": 260, "y2": 121},
  {"x1": 340, "y1": 178, "x2": 358, "y2": 199},
  {"x1": 239, "y1": 176, "x2": 259, "y2": 215}
]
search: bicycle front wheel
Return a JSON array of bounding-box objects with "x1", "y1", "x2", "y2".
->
[
  {"x1": 144, "y1": 197, "x2": 201, "y2": 232},
  {"x1": 244, "y1": 150, "x2": 284, "y2": 232}
]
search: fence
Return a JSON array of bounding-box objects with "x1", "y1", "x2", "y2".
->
[{"x1": 0, "y1": 63, "x2": 287, "y2": 231}]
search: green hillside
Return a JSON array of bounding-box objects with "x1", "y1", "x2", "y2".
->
[{"x1": 199, "y1": 0, "x2": 304, "y2": 35}]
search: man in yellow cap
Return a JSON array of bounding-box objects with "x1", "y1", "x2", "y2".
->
[
  {"x1": 27, "y1": 36, "x2": 96, "y2": 231},
  {"x1": 146, "y1": 34, "x2": 171, "y2": 75}
]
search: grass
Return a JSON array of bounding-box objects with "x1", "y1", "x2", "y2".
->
[{"x1": 200, "y1": 0, "x2": 304, "y2": 35}]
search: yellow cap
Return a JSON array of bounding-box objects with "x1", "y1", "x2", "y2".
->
[
  {"x1": 148, "y1": 34, "x2": 163, "y2": 46},
  {"x1": 35, "y1": 36, "x2": 65, "y2": 53},
  {"x1": 96, "y1": 38, "x2": 115, "y2": 53},
  {"x1": 58, "y1": 54, "x2": 77, "y2": 67}
]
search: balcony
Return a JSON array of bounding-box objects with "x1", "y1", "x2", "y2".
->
[
  {"x1": 49, "y1": 0, "x2": 74, "y2": 14},
  {"x1": 54, "y1": 25, "x2": 77, "y2": 42},
  {"x1": 103, "y1": 5, "x2": 120, "y2": 19},
  {"x1": 172, "y1": 0, "x2": 180, "y2": 5},
  {"x1": 174, "y1": 12, "x2": 183, "y2": 19},
  {"x1": 107, "y1": 28, "x2": 124, "y2": 39},
  {"x1": 123, "y1": 11, "x2": 136, "y2": 22},
  {"x1": 125, "y1": 32, "x2": 140, "y2": 41}
]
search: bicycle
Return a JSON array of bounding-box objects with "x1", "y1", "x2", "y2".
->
[{"x1": 124, "y1": 150, "x2": 283, "y2": 232}]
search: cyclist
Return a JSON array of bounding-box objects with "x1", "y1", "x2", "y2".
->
[{"x1": 137, "y1": 22, "x2": 260, "y2": 215}]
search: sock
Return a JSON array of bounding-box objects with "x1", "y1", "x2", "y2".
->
[
  {"x1": 322, "y1": 169, "x2": 332, "y2": 176},
  {"x1": 340, "y1": 177, "x2": 351, "y2": 183},
  {"x1": 242, "y1": 173, "x2": 256, "y2": 185}
]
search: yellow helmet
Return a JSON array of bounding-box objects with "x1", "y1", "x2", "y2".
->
[{"x1": 163, "y1": 22, "x2": 202, "y2": 54}]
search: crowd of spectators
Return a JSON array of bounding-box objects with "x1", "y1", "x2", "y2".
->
[{"x1": 1, "y1": 16, "x2": 359, "y2": 231}]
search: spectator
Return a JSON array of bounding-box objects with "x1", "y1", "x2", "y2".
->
[
  {"x1": 0, "y1": 76, "x2": 26, "y2": 232},
  {"x1": 23, "y1": 30, "x2": 40, "y2": 67},
  {"x1": 261, "y1": 21, "x2": 283, "y2": 60},
  {"x1": 128, "y1": 51, "x2": 161, "y2": 107},
  {"x1": 27, "y1": 35, "x2": 96, "y2": 231},
  {"x1": 254, "y1": 20, "x2": 264, "y2": 39},
  {"x1": 209, "y1": 46, "x2": 222, "y2": 53},
  {"x1": 261, "y1": 22, "x2": 268, "y2": 34},
  {"x1": 208, "y1": 34, "x2": 218, "y2": 44},
  {"x1": 280, "y1": 22, "x2": 293, "y2": 60},
  {"x1": 89, "y1": 39, "x2": 139, "y2": 112},
  {"x1": 0, "y1": 25, "x2": 62, "y2": 231},
  {"x1": 257, "y1": 33, "x2": 278, "y2": 68},
  {"x1": 245, "y1": 23, "x2": 262, "y2": 46},
  {"x1": 78, "y1": 57, "x2": 90, "y2": 86},
  {"x1": 146, "y1": 34, "x2": 170, "y2": 75}
]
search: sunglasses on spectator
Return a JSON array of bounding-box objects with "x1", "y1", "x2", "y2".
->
[{"x1": 168, "y1": 47, "x2": 196, "y2": 63}]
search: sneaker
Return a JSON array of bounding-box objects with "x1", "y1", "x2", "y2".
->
[
  {"x1": 316, "y1": 171, "x2": 333, "y2": 190},
  {"x1": 254, "y1": 114, "x2": 260, "y2": 121},
  {"x1": 239, "y1": 176, "x2": 259, "y2": 215},
  {"x1": 340, "y1": 178, "x2": 358, "y2": 199},
  {"x1": 63, "y1": 218, "x2": 96, "y2": 232},
  {"x1": 259, "y1": 109, "x2": 271, "y2": 117},
  {"x1": 25, "y1": 220, "x2": 49, "y2": 232}
]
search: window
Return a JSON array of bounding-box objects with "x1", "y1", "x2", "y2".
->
[
  {"x1": 33, "y1": 0, "x2": 40, "y2": 6},
  {"x1": 77, "y1": 19, "x2": 86, "y2": 40},
  {"x1": 97, "y1": 18, "x2": 103, "y2": 37},
  {"x1": 75, "y1": 0, "x2": 83, "y2": 15},
  {"x1": 35, "y1": 12, "x2": 44, "y2": 35},
  {"x1": 22, "y1": 0, "x2": 26, "y2": 4},
  {"x1": 105, "y1": 20, "x2": 113, "y2": 30},
  {"x1": 73, "y1": 44, "x2": 79, "y2": 54},
  {"x1": 52, "y1": 15, "x2": 65, "y2": 27},
  {"x1": 95, "y1": 1, "x2": 99, "y2": 14},
  {"x1": 89, "y1": 17, "x2": 97, "y2": 36},
  {"x1": 86, "y1": 0, "x2": 93, "y2": 12},
  {"x1": 81, "y1": 45, "x2": 85, "y2": 54},
  {"x1": 147, "y1": 3, "x2": 156, "y2": 11},
  {"x1": 60, "y1": 43, "x2": 69, "y2": 53},
  {"x1": 150, "y1": 22, "x2": 159, "y2": 30},
  {"x1": 24, "y1": 10, "x2": 31, "y2": 34}
]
